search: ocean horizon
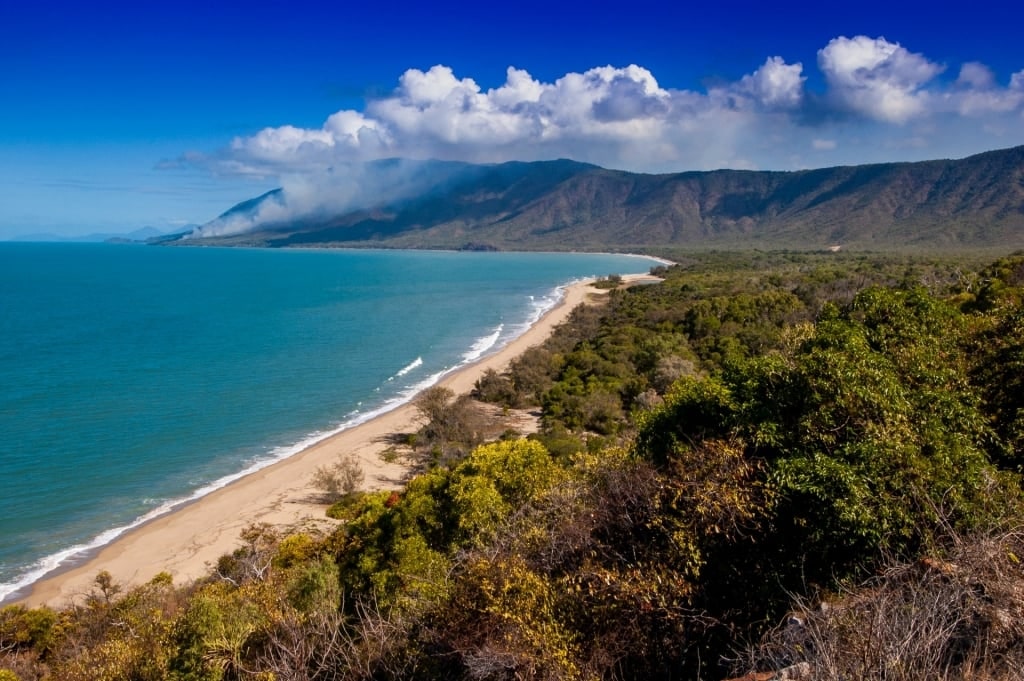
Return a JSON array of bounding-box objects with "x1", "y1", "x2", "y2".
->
[{"x1": 0, "y1": 243, "x2": 661, "y2": 602}]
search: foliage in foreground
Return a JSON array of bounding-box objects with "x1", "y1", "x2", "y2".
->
[{"x1": 739, "y1": 528, "x2": 1024, "y2": 681}]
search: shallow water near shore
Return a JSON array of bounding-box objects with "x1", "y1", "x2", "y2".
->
[{"x1": 0, "y1": 243, "x2": 658, "y2": 601}]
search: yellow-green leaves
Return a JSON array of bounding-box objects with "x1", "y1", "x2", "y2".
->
[{"x1": 449, "y1": 440, "x2": 566, "y2": 543}]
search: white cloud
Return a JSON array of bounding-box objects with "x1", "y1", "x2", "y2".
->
[
  {"x1": 369, "y1": 65, "x2": 527, "y2": 146},
  {"x1": 229, "y1": 110, "x2": 390, "y2": 174},
  {"x1": 957, "y1": 62, "x2": 996, "y2": 90},
  {"x1": 366, "y1": 63, "x2": 677, "y2": 151},
  {"x1": 1012, "y1": 70, "x2": 1024, "y2": 92},
  {"x1": 215, "y1": 60, "x2": 804, "y2": 175},
  {"x1": 818, "y1": 35, "x2": 943, "y2": 123},
  {"x1": 195, "y1": 35, "x2": 1023, "y2": 182},
  {"x1": 945, "y1": 63, "x2": 1024, "y2": 115},
  {"x1": 734, "y1": 56, "x2": 805, "y2": 108}
]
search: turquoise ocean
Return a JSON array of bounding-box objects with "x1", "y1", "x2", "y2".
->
[{"x1": 0, "y1": 243, "x2": 660, "y2": 602}]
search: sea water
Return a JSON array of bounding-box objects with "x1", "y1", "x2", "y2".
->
[{"x1": 0, "y1": 243, "x2": 660, "y2": 601}]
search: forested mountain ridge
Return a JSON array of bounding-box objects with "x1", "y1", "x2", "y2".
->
[{"x1": 184, "y1": 146, "x2": 1024, "y2": 250}]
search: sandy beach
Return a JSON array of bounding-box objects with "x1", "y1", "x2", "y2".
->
[{"x1": 19, "y1": 275, "x2": 656, "y2": 608}]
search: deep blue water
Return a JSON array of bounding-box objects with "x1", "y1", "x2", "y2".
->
[{"x1": 0, "y1": 243, "x2": 659, "y2": 600}]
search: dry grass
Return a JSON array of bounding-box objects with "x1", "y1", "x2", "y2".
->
[{"x1": 736, "y1": 528, "x2": 1024, "y2": 681}]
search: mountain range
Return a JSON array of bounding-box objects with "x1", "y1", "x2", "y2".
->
[{"x1": 181, "y1": 146, "x2": 1024, "y2": 251}]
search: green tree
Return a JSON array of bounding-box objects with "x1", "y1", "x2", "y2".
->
[{"x1": 638, "y1": 286, "x2": 1019, "y2": 599}]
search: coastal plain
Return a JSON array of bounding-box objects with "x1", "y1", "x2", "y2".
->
[{"x1": 21, "y1": 276, "x2": 652, "y2": 607}]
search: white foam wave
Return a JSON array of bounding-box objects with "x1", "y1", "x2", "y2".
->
[
  {"x1": 389, "y1": 356, "x2": 423, "y2": 381},
  {"x1": 462, "y1": 324, "x2": 504, "y2": 363},
  {"x1": 0, "y1": 284, "x2": 572, "y2": 605},
  {"x1": 506, "y1": 281, "x2": 572, "y2": 341},
  {"x1": 0, "y1": 372, "x2": 456, "y2": 604}
]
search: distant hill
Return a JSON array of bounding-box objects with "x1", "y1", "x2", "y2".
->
[
  {"x1": 109, "y1": 226, "x2": 198, "y2": 244},
  {"x1": 9, "y1": 226, "x2": 195, "y2": 244},
  {"x1": 181, "y1": 146, "x2": 1024, "y2": 251}
]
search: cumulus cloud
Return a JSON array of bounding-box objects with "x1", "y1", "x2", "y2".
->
[
  {"x1": 209, "y1": 60, "x2": 804, "y2": 177},
  {"x1": 229, "y1": 110, "x2": 390, "y2": 173},
  {"x1": 818, "y1": 35, "x2": 943, "y2": 123},
  {"x1": 180, "y1": 34, "x2": 1024, "y2": 233},
  {"x1": 733, "y1": 56, "x2": 806, "y2": 109}
]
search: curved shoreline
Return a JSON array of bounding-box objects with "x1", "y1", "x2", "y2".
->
[{"x1": 15, "y1": 275, "x2": 655, "y2": 608}]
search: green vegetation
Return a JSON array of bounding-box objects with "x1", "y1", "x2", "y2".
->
[{"x1": 5, "y1": 251, "x2": 1024, "y2": 680}]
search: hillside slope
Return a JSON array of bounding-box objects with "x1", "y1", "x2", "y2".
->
[{"x1": 185, "y1": 146, "x2": 1024, "y2": 250}]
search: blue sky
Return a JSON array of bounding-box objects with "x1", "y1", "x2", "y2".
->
[{"x1": 2, "y1": 0, "x2": 1023, "y2": 238}]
